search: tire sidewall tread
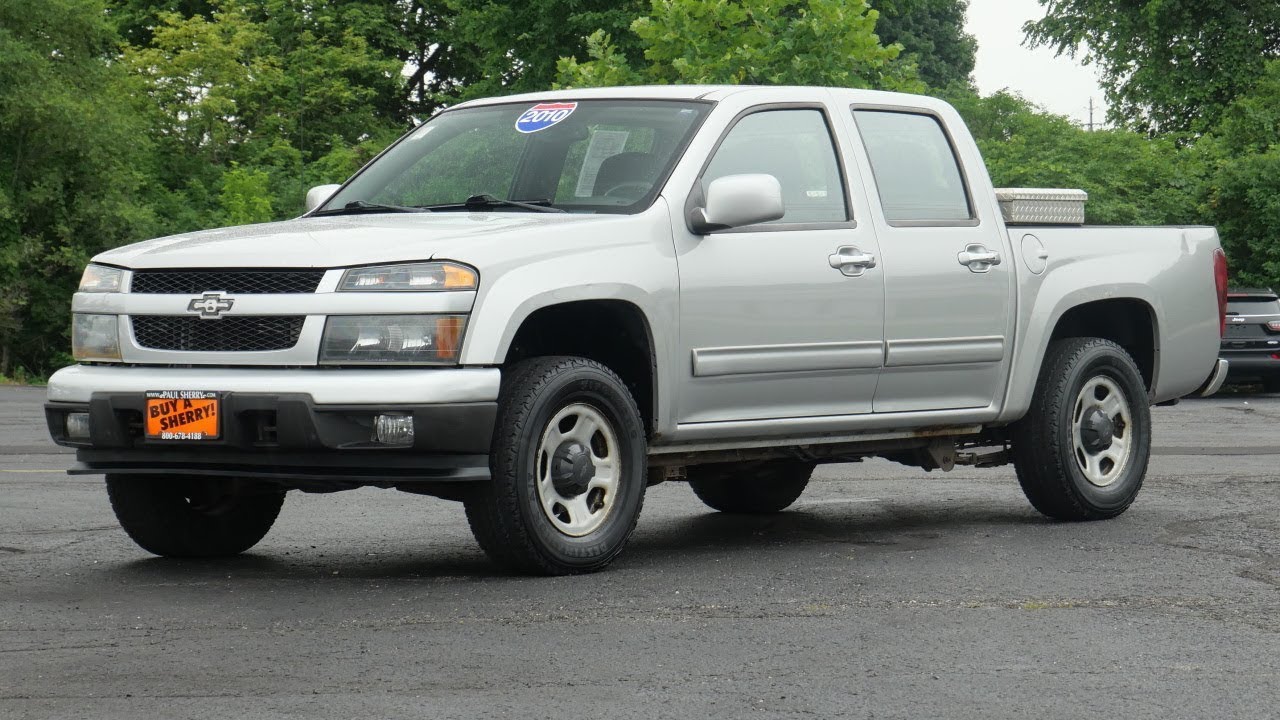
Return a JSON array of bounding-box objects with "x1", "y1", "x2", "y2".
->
[
  {"x1": 687, "y1": 460, "x2": 815, "y2": 514},
  {"x1": 465, "y1": 356, "x2": 647, "y2": 575},
  {"x1": 1011, "y1": 338, "x2": 1151, "y2": 521},
  {"x1": 106, "y1": 475, "x2": 285, "y2": 558}
]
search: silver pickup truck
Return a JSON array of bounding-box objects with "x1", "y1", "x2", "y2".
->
[{"x1": 45, "y1": 86, "x2": 1230, "y2": 574}]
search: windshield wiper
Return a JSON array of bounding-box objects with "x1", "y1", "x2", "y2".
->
[
  {"x1": 418, "y1": 194, "x2": 566, "y2": 214},
  {"x1": 465, "y1": 194, "x2": 566, "y2": 213},
  {"x1": 312, "y1": 200, "x2": 432, "y2": 216}
]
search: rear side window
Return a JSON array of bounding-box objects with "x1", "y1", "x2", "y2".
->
[
  {"x1": 854, "y1": 110, "x2": 972, "y2": 224},
  {"x1": 702, "y1": 109, "x2": 848, "y2": 225}
]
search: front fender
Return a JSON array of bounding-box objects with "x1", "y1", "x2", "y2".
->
[{"x1": 458, "y1": 201, "x2": 680, "y2": 433}]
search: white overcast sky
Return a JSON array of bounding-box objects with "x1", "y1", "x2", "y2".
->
[{"x1": 964, "y1": 0, "x2": 1108, "y2": 127}]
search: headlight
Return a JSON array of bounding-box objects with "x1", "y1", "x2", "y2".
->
[
  {"x1": 72, "y1": 314, "x2": 121, "y2": 361},
  {"x1": 338, "y1": 262, "x2": 477, "y2": 291},
  {"x1": 78, "y1": 264, "x2": 123, "y2": 293},
  {"x1": 320, "y1": 315, "x2": 467, "y2": 365}
]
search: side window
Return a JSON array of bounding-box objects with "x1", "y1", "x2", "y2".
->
[
  {"x1": 853, "y1": 110, "x2": 973, "y2": 224},
  {"x1": 703, "y1": 109, "x2": 848, "y2": 225}
]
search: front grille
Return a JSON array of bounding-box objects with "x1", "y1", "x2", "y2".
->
[
  {"x1": 131, "y1": 270, "x2": 325, "y2": 295},
  {"x1": 131, "y1": 316, "x2": 305, "y2": 352}
]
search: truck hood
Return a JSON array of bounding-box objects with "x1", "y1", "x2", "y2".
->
[{"x1": 93, "y1": 213, "x2": 633, "y2": 269}]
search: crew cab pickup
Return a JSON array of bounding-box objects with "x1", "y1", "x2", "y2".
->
[{"x1": 45, "y1": 86, "x2": 1230, "y2": 574}]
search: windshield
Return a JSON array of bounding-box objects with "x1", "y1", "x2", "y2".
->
[{"x1": 320, "y1": 99, "x2": 712, "y2": 215}]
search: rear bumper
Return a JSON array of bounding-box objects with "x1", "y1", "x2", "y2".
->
[
  {"x1": 1195, "y1": 358, "x2": 1230, "y2": 397},
  {"x1": 45, "y1": 365, "x2": 500, "y2": 484},
  {"x1": 1220, "y1": 351, "x2": 1280, "y2": 379}
]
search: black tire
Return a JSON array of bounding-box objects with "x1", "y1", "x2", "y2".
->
[
  {"x1": 464, "y1": 356, "x2": 647, "y2": 575},
  {"x1": 1010, "y1": 338, "x2": 1151, "y2": 521},
  {"x1": 1262, "y1": 377, "x2": 1280, "y2": 394},
  {"x1": 687, "y1": 460, "x2": 815, "y2": 514},
  {"x1": 105, "y1": 475, "x2": 285, "y2": 557}
]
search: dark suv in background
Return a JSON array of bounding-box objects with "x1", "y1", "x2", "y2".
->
[{"x1": 1222, "y1": 288, "x2": 1280, "y2": 392}]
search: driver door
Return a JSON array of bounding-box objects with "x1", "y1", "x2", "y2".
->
[{"x1": 672, "y1": 106, "x2": 885, "y2": 425}]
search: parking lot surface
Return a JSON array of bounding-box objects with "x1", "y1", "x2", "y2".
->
[{"x1": 3, "y1": 385, "x2": 1279, "y2": 719}]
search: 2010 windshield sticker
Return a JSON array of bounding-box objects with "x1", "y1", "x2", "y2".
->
[{"x1": 515, "y1": 102, "x2": 577, "y2": 133}]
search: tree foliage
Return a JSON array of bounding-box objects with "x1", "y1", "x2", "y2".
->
[
  {"x1": 1201, "y1": 60, "x2": 1280, "y2": 288},
  {"x1": 873, "y1": 0, "x2": 976, "y2": 88},
  {"x1": 433, "y1": 0, "x2": 647, "y2": 104},
  {"x1": 557, "y1": 0, "x2": 922, "y2": 91},
  {"x1": 1025, "y1": 0, "x2": 1280, "y2": 135},
  {"x1": 0, "y1": 0, "x2": 156, "y2": 374},
  {"x1": 123, "y1": 0, "x2": 409, "y2": 224},
  {"x1": 948, "y1": 90, "x2": 1208, "y2": 225}
]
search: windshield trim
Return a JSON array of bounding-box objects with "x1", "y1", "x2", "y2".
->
[{"x1": 308, "y1": 98, "x2": 717, "y2": 218}]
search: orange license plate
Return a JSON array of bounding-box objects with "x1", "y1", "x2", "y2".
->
[{"x1": 145, "y1": 391, "x2": 221, "y2": 441}]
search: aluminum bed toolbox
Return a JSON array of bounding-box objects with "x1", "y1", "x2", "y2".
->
[{"x1": 995, "y1": 188, "x2": 1087, "y2": 225}]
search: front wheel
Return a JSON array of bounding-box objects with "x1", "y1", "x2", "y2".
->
[
  {"x1": 106, "y1": 475, "x2": 285, "y2": 557},
  {"x1": 1010, "y1": 338, "x2": 1151, "y2": 521},
  {"x1": 464, "y1": 357, "x2": 647, "y2": 575}
]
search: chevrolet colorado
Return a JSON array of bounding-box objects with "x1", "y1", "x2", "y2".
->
[{"x1": 46, "y1": 86, "x2": 1230, "y2": 574}]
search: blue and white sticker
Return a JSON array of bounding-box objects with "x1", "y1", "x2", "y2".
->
[{"x1": 515, "y1": 102, "x2": 577, "y2": 133}]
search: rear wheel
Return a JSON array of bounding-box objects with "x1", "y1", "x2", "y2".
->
[
  {"x1": 1262, "y1": 377, "x2": 1280, "y2": 394},
  {"x1": 687, "y1": 460, "x2": 815, "y2": 514},
  {"x1": 1011, "y1": 338, "x2": 1151, "y2": 521},
  {"x1": 464, "y1": 357, "x2": 647, "y2": 575},
  {"x1": 106, "y1": 475, "x2": 285, "y2": 557}
]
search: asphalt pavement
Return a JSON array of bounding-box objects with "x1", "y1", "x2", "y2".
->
[{"x1": 3, "y1": 384, "x2": 1280, "y2": 719}]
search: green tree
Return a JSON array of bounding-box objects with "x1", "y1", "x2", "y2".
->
[
  {"x1": 947, "y1": 90, "x2": 1209, "y2": 225},
  {"x1": 433, "y1": 0, "x2": 647, "y2": 105},
  {"x1": 1202, "y1": 60, "x2": 1280, "y2": 289},
  {"x1": 873, "y1": 0, "x2": 976, "y2": 88},
  {"x1": 219, "y1": 165, "x2": 274, "y2": 225},
  {"x1": 122, "y1": 0, "x2": 408, "y2": 221},
  {"x1": 0, "y1": 0, "x2": 157, "y2": 374},
  {"x1": 1024, "y1": 0, "x2": 1280, "y2": 135},
  {"x1": 557, "y1": 0, "x2": 921, "y2": 91},
  {"x1": 106, "y1": 0, "x2": 216, "y2": 45}
]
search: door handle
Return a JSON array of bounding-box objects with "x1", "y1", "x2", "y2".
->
[
  {"x1": 828, "y1": 246, "x2": 877, "y2": 277},
  {"x1": 957, "y1": 244, "x2": 1002, "y2": 273}
]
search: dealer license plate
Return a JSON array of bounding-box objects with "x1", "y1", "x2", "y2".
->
[{"x1": 145, "y1": 391, "x2": 221, "y2": 441}]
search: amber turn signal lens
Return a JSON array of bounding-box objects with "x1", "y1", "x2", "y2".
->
[
  {"x1": 443, "y1": 264, "x2": 478, "y2": 290},
  {"x1": 434, "y1": 316, "x2": 465, "y2": 359}
]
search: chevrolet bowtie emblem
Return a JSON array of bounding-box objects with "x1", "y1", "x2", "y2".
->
[{"x1": 188, "y1": 292, "x2": 235, "y2": 319}]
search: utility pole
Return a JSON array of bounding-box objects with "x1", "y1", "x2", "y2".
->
[{"x1": 1087, "y1": 97, "x2": 1096, "y2": 132}]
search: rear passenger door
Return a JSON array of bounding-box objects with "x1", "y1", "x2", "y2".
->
[
  {"x1": 850, "y1": 108, "x2": 1015, "y2": 413},
  {"x1": 672, "y1": 105, "x2": 885, "y2": 425}
]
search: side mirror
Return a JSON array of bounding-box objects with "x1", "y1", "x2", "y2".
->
[
  {"x1": 688, "y1": 174, "x2": 784, "y2": 234},
  {"x1": 305, "y1": 184, "x2": 342, "y2": 213}
]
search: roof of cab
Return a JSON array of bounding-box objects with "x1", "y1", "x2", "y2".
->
[{"x1": 450, "y1": 84, "x2": 945, "y2": 111}]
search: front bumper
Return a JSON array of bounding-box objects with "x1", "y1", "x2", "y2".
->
[{"x1": 45, "y1": 365, "x2": 500, "y2": 484}]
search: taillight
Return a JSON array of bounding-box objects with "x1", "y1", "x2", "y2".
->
[
  {"x1": 1213, "y1": 248, "x2": 1229, "y2": 337},
  {"x1": 1269, "y1": 321, "x2": 1280, "y2": 332}
]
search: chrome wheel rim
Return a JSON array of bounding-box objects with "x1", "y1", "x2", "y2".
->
[
  {"x1": 535, "y1": 403, "x2": 620, "y2": 537},
  {"x1": 1071, "y1": 376, "x2": 1133, "y2": 488}
]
